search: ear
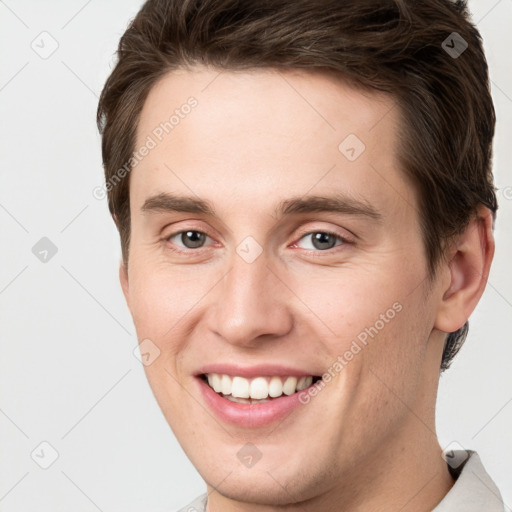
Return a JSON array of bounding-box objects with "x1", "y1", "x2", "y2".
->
[
  {"x1": 119, "y1": 259, "x2": 130, "y2": 308},
  {"x1": 434, "y1": 205, "x2": 495, "y2": 333}
]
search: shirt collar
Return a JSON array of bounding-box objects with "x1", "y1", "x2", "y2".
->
[{"x1": 433, "y1": 450, "x2": 505, "y2": 511}]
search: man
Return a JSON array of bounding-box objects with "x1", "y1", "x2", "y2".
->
[{"x1": 97, "y1": 0, "x2": 505, "y2": 510}]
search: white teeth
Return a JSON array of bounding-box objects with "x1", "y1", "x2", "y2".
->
[
  {"x1": 282, "y1": 376, "x2": 297, "y2": 395},
  {"x1": 250, "y1": 377, "x2": 269, "y2": 399},
  {"x1": 268, "y1": 376, "x2": 283, "y2": 397},
  {"x1": 208, "y1": 374, "x2": 222, "y2": 393},
  {"x1": 205, "y1": 373, "x2": 315, "y2": 399},
  {"x1": 232, "y1": 376, "x2": 250, "y2": 398},
  {"x1": 297, "y1": 376, "x2": 309, "y2": 391},
  {"x1": 221, "y1": 374, "x2": 231, "y2": 395}
]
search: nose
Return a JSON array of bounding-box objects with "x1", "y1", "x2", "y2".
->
[{"x1": 207, "y1": 250, "x2": 293, "y2": 348}]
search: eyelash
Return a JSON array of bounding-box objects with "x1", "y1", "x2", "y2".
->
[
  {"x1": 292, "y1": 229, "x2": 351, "y2": 255},
  {"x1": 164, "y1": 228, "x2": 352, "y2": 256}
]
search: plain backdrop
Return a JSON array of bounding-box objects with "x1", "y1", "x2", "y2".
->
[{"x1": 0, "y1": 1, "x2": 511, "y2": 511}]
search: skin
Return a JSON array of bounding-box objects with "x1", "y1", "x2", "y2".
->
[{"x1": 119, "y1": 66, "x2": 494, "y2": 511}]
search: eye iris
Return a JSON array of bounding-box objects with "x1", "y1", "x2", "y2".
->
[
  {"x1": 175, "y1": 231, "x2": 339, "y2": 250},
  {"x1": 181, "y1": 231, "x2": 206, "y2": 248},
  {"x1": 312, "y1": 232, "x2": 337, "y2": 250}
]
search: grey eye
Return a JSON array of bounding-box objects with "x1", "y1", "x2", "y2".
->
[
  {"x1": 169, "y1": 230, "x2": 209, "y2": 249},
  {"x1": 297, "y1": 232, "x2": 343, "y2": 251}
]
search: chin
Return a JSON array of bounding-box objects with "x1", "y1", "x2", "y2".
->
[
  {"x1": 192, "y1": 449, "x2": 333, "y2": 506},
  {"x1": 205, "y1": 473, "x2": 310, "y2": 506}
]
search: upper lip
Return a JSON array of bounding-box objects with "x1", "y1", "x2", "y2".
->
[{"x1": 195, "y1": 363, "x2": 320, "y2": 379}]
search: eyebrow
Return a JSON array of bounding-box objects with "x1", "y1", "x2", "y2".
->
[{"x1": 140, "y1": 192, "x2": 382, "y2": 222}]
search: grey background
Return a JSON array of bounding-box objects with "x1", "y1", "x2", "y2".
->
[{"x1": 0, "y1": 0, "x2": 511, "y2": 510}]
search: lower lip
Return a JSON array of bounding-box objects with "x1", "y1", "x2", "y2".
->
[{"x1": 196, "y1": 376, "x2": 309, "y2": 428}]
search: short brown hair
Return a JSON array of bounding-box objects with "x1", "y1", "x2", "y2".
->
[{"x1": 97, "y1": 0, "x2": 497, "y2": 371}]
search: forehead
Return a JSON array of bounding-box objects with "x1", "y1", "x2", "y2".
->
[
  {"x1": 132, "y1": 66, "x2": 415, "y2": 222},
  {"x1": 136, "y1": 66, "x2": 395, "y2": 150}
]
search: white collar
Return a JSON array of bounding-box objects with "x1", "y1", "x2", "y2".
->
[{"x1": 433, "y1": 450, "x2": 505, "y2": 511}]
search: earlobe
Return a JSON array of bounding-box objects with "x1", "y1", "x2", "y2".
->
[{"x1": 434, "y1": 205, "x2": 495, "y2": 334}]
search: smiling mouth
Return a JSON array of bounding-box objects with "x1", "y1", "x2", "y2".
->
[{"x1": 200, "y1": 373, "x2": 322, "y2": 403}]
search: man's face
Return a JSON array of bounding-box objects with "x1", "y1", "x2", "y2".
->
[{"x1": 122, "y1": 67, "x2": 445, "y2": 504}]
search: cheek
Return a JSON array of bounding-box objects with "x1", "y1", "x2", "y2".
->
[
  {"x1": 128, "y1": 263, "x2": 200, "y2": 339},
  {"x1": 293, "y1": 264, "x2": 430, "y2": 394},
  {"x1": 288, "y1": 267, "x2": 407, "y2": 342},
  {"x1": 342, "y1": 284, "x2": 432, "y2": 435}
]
